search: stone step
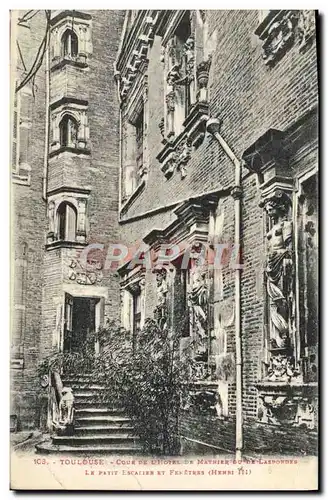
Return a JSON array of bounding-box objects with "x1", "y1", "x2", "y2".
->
[
  {"x1": 72, "y1": 391, "x2": 104, "y2": 398},
  {"x1": 74, "y1": 400, "x2": 123, "y2": 410},
  {"x1": 74, "y1": 401, "x2": 120, "y2": 409},
  {"x1": 75, "y1": 425, "x2": 134, "y2": 434},
  {"x1": 63, "y1": 383, "x2": 105, "y2": 390},
  {"x1": 36, "y1": 441, "x2": 142, "y2": 455},
  {"x1": 75, "y1": 416, "x2": 131, "y2": 426},
  {"x1": 75, "y1": 408, "x2": 125, "y2": 417},
  {"x1": 52, "y1": 434, "x2": 138, "y2": 446}
]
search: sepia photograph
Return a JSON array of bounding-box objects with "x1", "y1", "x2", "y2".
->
[{"x1": 9, "y1": 8, "x2": 319, "y2": 491}]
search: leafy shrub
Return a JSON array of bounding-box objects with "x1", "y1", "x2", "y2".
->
[{"x1": 38, "y1": 319, "x2": 194, "y2": 455}]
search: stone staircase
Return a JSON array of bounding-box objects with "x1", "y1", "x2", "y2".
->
[{"x1": 36, "y1": 375, "x2": 142, "y2": 454}]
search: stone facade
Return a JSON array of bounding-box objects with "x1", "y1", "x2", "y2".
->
[{"x1": 11, "y1": 10, "x2": 318, "y2": 455}]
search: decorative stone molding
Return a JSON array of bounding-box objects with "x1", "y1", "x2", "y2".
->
[
  {"x1": 116, "y1": 14, "x2": 158, "y2": 101},
  {"x1": 242, "y1": 129, "x2": 300, "y2": 384},
  {"x1": 50, "y1": 10, "x2": 92, "y2": 69},
  {"x1": 153, "y1": 267, "x2": 170, "y2": 330},
  {"x1": 50, "y1": 98, "x2": 89, "y2": 154},
  {"x1": 188, "y1": 259, "x2": 209, "y2": 363},
  {"x1": 255, "y1": 10, "x2": 316, "y2": 67},
  {"x1": 257, "y1": 384, "x2": 317, "y2": 429},
  {"x1": 157, "y1": 101, "x2": 209, "y2": 179},
  {"x1": 298, "y1": 11, "x2": 316, "y2": 53},
  {"x1": 158, "y1": 12, "x2": 212, "y2": 178},
  {"x1": 196, "y1": 57, "x2": 212, "y2": 102}
]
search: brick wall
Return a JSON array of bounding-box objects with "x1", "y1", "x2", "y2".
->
[
  {"x1": 11, "y1": 11, "x2": 48, "y2": 428},
  {"x1": 41, "y1": 10, "x2": 125, "y2": 364},
  {"x1": 119, "y1": 10, "x2": 318, "y2": 454},
  {"x1": 12, "y1": 10, "x2": 125, "y2": 428},
  {"x1": 179, "y1": 412, "x2": 317, "y2": 456}
]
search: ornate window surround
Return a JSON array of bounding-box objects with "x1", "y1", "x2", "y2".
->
[
  {"x1": 156, "y1": 10, "x2": 215, "y2": 180},
  {"x1": 46, "y1": 187, "x2": 91, "y2": 249},
  {"x1": 119, "y1": 265, "x2": 146, "y2": 336},
  {"x1": 50, "y1": 10, "x2": 92, "y2": 71},
  {"x1": 141, "y1": 192, "x2": 231, "y2": 415},
  {"x1": 115, "y1": 11, "x2": 158, "y2": 102},
  {"x1": 255, "y1": 10, "x2": 316, "y2": 68},
  {"x1": 120, "y1": 74, "x2": 149, "y2": 213},
  {"x1": 115, "y1": 11, "x2": 157, "y2": 213},
  {"x1": 242, "y1": 107, "x2": 318, "y2": 429},
  {"x1": 49, "y1": 97, "x2": 90, "y2": 157}
]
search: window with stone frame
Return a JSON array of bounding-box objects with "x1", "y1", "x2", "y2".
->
[
  {"x1": 163, "y1": 12, "x2": 192, "y2": 140},
  {"x1": 12, "y1": 84, "x2": 33, "y2": 185},
  {"x1": 59, "y1": 114, "x2": 78, "y2": 148},
  {"x1": 50, "y1": 98, "x2": 89, "y2": 156},
  {"x1": 297, "y1": 172, "x2": 318, "y2": 383},
  {"x1": 172, "y1": 262, "x2": 191, "y2": 339},
  {"x1": 57, "y1": 201, "x2": 77, "y2": 241},
  {"x1": 135, "y1": 106, "x2": 144, "y2": 178},
  {"x1": 50, "y1": 11, "x2": 92, "y2": 69},
  {"x1": 120, "y1": 277, "x2": 145, "y2": 350},
  {"x1": 122, "y1": 98, "x2": 147, "y2": 204},
  {"x1": 47, "y1": 191, "x2": 89, "y2": 246},
  {"x1": 157, "y1": 11, "x2": 216, "y2": 180},
  {"x1": 61, "y1": 29, "x2": 79, "y2": 58}
]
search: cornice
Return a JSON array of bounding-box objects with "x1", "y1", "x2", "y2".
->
[
  {"x1": 50, "y1": 10, "x2": 92, "y2": 27},
  {"x1": 50, "y1": 97, "x2": 89, "y2": 111},
  {"x1": 47, "y1": 186, "x2": 91, "y2": 197},
  {"x1": 115, "y1": 11, "x2": 159, "y2": 102},
  {"x1": 142, "y1": 192, "x2": 220, "y2": 251}
]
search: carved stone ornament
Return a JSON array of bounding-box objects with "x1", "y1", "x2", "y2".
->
[
  {"x1": 266, "y1": 353, "x2": 300, "y2": 383},
  {"x1": 188, "y1": 263, "x2": 209, "y2": 362},
  {"x1": 161, "y1": 137, "x2": 192, "y2": 180},
  {"x1": 67, "y1": 258, "x2": 103, "y2": 285},
  {"x1": 165, "y1": 90, "x2": 176, "y2": 112},
  {"x1": 158, "y1": 117, "x2": 165, "y2": 139},
  {"x1": 176, "y1": 139, "x2": 192, "y2": 179},
  {"x1": 184, "y1": 36, "x2": 195, "y2": 81},
  {"x1": 118, "y1": 13, "x2": 158, "y2": 101},
  {"x1": 298, "y1": 10, "x2": 316, "y2": 53},
  {"x1": 255, "y1": 11, "x2": 316, "y2": 68},
  {"x1": 257, "y1": 392, "x2": 317, "y2": 429},
  {"x1": 260, "y1": 190, "x2": 294, "y2": 353},
  {"x1": 167, "y1": 64, "x2": 182, "y2": 87},
  {"x1": 196, "y1": 57, "x2": 212, "y2": 102},
  {"x1": 154, "y1": 267, "x2": 169, "y2": 330}
]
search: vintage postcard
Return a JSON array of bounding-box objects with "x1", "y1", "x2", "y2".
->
[{"x1": 10, "y1": 9, "x2": 319, "y2": 491}]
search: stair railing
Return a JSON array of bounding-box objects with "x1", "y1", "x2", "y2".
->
[{"x1": 47, "y1": 369, "x2": 75, "y2": 435}]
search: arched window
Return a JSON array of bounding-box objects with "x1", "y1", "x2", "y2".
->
[
  {"x1": 61, "y1": 29, "x2": 78, "y2": 58},
  {"x1": 59, "y1": 115, "x2": 78, "y2": 148},
  {"x1": 57, "y1": 202, "x2": 77, "y2": 241}
]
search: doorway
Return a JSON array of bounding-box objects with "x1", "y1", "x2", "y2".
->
[{"x1": 63, "y1": 295, "x2": 102, "y2": 354}]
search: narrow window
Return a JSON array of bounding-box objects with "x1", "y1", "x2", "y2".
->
[
  {"x1": 135, "y1": 108, "x2": 144, "y2": 176},
  {"x1": 298, "y1": 173, "x2": 318, "y2": 381},
  {"x1": 57, "y1": 202, "x2": 77, "y2": 241},
  {"x1": 59, "y1": 115, "x2": 78, "y2": 148},
  {"x1": 133, "y1": 290, "x2": 141, "y2": 334},
  {"x1": 61, "y1": 29, "x2": 78, "y2": 58}
]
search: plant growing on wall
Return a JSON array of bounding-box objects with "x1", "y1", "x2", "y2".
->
[{"x1": 215, "y1": 352, "x2": 235, "y2": 382}]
